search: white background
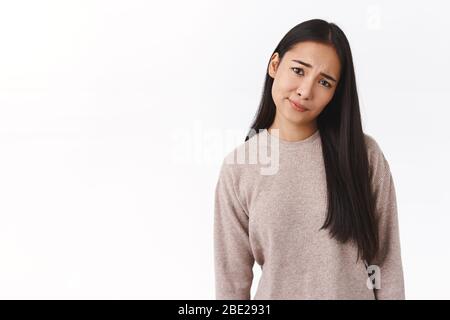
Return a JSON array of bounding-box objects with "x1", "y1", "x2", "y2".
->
[{"x1": 0, "y1": 0, "x2": 449, "y2": 299}]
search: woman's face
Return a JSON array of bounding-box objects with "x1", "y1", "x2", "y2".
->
[{"x1": 268, "y1": 41, "x2": 341, "y2": 128}]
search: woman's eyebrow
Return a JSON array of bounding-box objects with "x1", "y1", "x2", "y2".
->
[{"x1": 291, "y1": 59, "x2": 337, "y2": 82}]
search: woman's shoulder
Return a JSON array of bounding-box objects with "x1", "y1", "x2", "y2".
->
[
  {"x1": 363, "y1": 132, "x2": 382, "y2": 153},
  {"x1": 363, "y1": 132, "x2": 392, "y2": 182},
  {"x1": 221, "y1": 131, "x2": 263, "y2": 166},
  {"x1": 218, "y1": 132, "x2": 266, "y2": 180}
]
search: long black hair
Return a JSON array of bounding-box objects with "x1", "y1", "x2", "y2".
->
[{"x1": 245, "y1": 19, "x2": 379, "y2": 264}]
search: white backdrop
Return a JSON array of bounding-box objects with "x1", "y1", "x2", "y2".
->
[{"x1": 0, "y1": 0, "x2": 449, "y2": 299}]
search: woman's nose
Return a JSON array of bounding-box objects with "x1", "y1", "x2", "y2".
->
[{"x1": 296, "y1": 80, "x2": 313, "y2": 100}]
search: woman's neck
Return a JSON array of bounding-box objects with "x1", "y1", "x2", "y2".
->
[{"x1": 268, "y1": 120, "x2": 318, "y2": 142}]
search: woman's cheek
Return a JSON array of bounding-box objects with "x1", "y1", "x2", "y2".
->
[
  {"x1": 271, "y1": 81, "x2": 280, "y2": 103},
  {"x1": 272, "y1": 79, "x2": 285, "y2": 102},
  {"x1": 280, "y1": 75, "x2": 295, "y2": 92}
]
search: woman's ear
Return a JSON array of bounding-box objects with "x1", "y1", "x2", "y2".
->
[{"x1": 268, "y1": 52, "x2": 280, "y2": 79}]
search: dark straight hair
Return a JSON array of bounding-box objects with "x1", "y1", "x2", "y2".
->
[{"x1": 245, "y1": 19, "x2": 379, "y2": 264}]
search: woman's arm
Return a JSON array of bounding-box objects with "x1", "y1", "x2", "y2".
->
[
  {"x1": 213, "y1": 160, "x2": 255, "y2": 300},
  {"x1": 368, "y1": 140, "x2": 406, "y2": 299}
]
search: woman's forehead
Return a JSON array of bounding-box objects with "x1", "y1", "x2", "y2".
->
[{"x1": 286, "y1": 41, "x2": 341, "y2": 74}]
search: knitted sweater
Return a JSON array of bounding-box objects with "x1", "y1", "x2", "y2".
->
[{"x1": 213, "y1": 128, "x2": 405, "y2": 300}]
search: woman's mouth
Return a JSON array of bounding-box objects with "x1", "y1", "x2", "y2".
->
[{"x1": 288, "y1": 99, "x2": 308, "y2": 112}]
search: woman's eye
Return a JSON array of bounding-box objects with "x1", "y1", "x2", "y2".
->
[
  {"x1": 319, "y1": 79, "x2": 331, "y2": 88},
  {"x1": 291, "y1": 67, "x2": 304, "y2": 76},
  {"x1": 291, "y1": 68, "x2": 332, "y2": 89}
]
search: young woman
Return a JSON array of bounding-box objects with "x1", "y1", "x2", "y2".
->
[{"x1": 214, "y1": 19, "x2": 405, "y2": 300}]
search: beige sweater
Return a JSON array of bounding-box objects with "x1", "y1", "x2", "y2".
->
[{"x1": 213, "y1": 128, "x2": 405, "y2": 300}]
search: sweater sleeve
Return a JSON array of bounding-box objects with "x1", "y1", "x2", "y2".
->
[
  {"x1": 368, "y1": 146, "x2": 405, "y2": 300},
  {"x1": 214, "y1": 160, "x2": 255, "y2": 300}
]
